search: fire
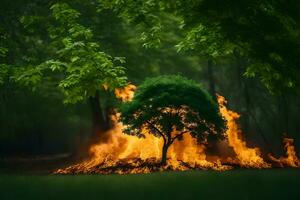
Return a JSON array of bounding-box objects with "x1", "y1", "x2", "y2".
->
[
  {"x1": 268, "y1": 137, "x2": 300, "y2": 168},
  {"x1": 55, "y1": 112, "x2": 230, "y2": 174},
  {"x1": 282, "y1": 138, "x2": 300, "y2": 167},
  {"x1": 54, "y1": 86, "x2": 299, "y2": 174},
  {"x1": 114, "y1": 84, "x2": 136, "y2": 102},
  {"x1": 217, "y1": 94, "x2": 271, "y2": 168}
]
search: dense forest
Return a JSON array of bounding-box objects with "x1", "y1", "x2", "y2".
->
[{"x1": 1, "y1": 0, "x2": 300, "y2": 159}]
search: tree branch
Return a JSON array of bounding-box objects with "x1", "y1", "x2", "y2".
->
[
  {"x1": 146, "y1": 121, "x2": 166, "y2": 144},
  {"x1": 170, "y1": 130, "x2": 189, "y2": 144}
]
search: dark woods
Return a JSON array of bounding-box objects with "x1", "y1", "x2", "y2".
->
[{"x1": 0, "y1": 0, "x2": 299, "y2": 158}]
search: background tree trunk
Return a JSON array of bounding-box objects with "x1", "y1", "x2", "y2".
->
[
  {"x1": 235, "y1": 55, "x2": 250, "y2": 134},
  {"x1": 89, "y1": 90, "x2": 110, "y2": 139},
  {"x1": 235, "y1": 53, "x2": 274, "y2": 154},
  {"x1": 278, "y1": 95, "x2": 290, "y2": 136},
  {"x1": 206, "y1": 59, "x2": 217, "y2": 101}
]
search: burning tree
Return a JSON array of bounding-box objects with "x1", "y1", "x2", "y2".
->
[{"x1": 120, "y1": 75, "x2": 226, "y2": 165}]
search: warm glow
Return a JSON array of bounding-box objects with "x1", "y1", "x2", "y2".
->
[
  {"x1": 114, "y1": 84, "x2": 136, "y2": 102},
  {"x1": 55, "y1": 86, "x2": 299, "y2": 174},
  {"x1": 217, "y1": 94, "x2": 270, "y2": 168},
  {"x1": 268, "y1": 137, "x2": 300, "y2": 168}
]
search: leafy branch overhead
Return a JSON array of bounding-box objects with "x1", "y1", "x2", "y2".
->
[
  {"x1": 99, "y1": 0, "x2": 300, "y2": 94},
  {"x1": 44, "y1": 3, "x2": 127, "y2": 104},
  {"x1": 3, "y1": 3, "x2": 127, "y2": 104}
]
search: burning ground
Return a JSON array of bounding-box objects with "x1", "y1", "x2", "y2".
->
[{"x1": 55, "y1": 85, "x2": 300, "y2": 174}]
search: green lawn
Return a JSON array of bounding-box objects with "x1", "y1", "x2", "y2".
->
[{"x1": 0, "y1": 169, "x2": 299, "y2": 200}]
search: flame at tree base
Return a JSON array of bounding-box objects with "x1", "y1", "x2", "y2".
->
[
  {"x1": 55, "y1": 158, "x2": 230, "y2": 175},
  {"x1": 55, "y1": 114, "x2": 232, "y2": 174},
  {"x1": 54, "y1": 86, "x2": 300, "y2": 174}
]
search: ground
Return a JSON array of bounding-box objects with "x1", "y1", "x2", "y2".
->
[{"x1": 0, "y1": 169, "x2": 299, "y2": 200}]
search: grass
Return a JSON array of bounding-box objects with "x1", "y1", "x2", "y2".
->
[{"x1": 0, "y1": 169, "x2": 299, "y2": 200}]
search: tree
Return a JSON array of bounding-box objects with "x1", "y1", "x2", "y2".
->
[
  {"x1": 6, "y1": 3, "x2": 128, "y2": 137},
  {"x1": 120, "y1": 75, "x2": 226, "y2": 164},
  {"x1": 45, "y1": 3, "x2": 128, "y2": 134},
  {"x1": 0, "y1": 0, "x2": 202, "y2": 141}
]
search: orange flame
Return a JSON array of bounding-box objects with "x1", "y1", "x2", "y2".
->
[
  {"x1": 55, "y1": 85, "x2": 230, "y2": 174},
  {"x1": 55, "y1": 86, "x2": 299, "y2": 174},
  {"x1": 268, "y1": 137, "x2": 300, "y2": 167},
  {"x1": 217, "y1": 94, "x2": 270, "y2": 168},
  {"x1": 114, "y1": 84, "x2": 136, "y2": 102},
  {"x1": 55, "y1": 112, "x2": 229, "y2": 174}
]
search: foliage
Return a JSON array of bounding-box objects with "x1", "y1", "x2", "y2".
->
[
  {"x1": 0, "y1": 2, "x2": 127, "y2": 104},
  {"x1": 0, "y1": 0, "x2": 299, "y2": 157},
  {"x1": 100, "y1": 0, "x2": 300, "y2": 94},
  {"x1": 44, "y1": 3, "x2": 128, "y2": 103},
  {"x1": 0, "y1": 64, "x2": 9, "y2": 86},
  {"x1": 98, "y1": 0, "x2": 164, "y2": 49}
]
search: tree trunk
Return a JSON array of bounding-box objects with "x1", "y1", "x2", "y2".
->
[
  {"x1": 207, "y1": 59, "x2": 217, "y2": 101},
  {"x1": 278, "y1": 95, "x2": 289, "y2": 136},
  {"x1": 235, "y1": 54, "x2": 274, "y2": 154},
  {"x1": 161, "y1": 143, "x2": 169, "y2": 165},
  {"x1": 89, "y1": 90, "x2": 110, "y2": 139},
  {"x1": 235, "y1": 56, "x2": 250, "y2": 134}
]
